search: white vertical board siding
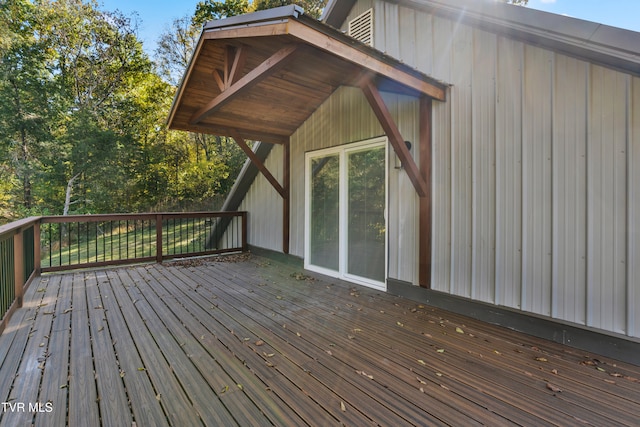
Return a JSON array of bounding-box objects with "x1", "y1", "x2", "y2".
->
[
  {"x1": 630, "y1": 77, "x2": 640, "y2": 337},
  {"x1": 552, "y1": 56, "x2": 588, "y2": 324},
  {"x1": 449, "y1": 24, "x2": 474, "y2": 298},
  {"x1": 495, "y1": 37, "x2": 523, "y2": 309},
  {"x1": 521, "y1": 45, "x2": 553, "y2": 317},
  {"x1": 235, "y1": 144, "x2": 284, "y2": 252},
  {"x1": 357, "y1": 0, "x2": 640, "y2": 338},
  {"x1": 587, "y1": 66, "x2": 629, "y2": 334},
  {"x1": 471, "y1": 30, "x2": 497, "y2": 303}
]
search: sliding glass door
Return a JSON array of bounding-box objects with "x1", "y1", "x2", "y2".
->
[{"x1": 305, "y1": 138, "x2": 387, "y2": 290}]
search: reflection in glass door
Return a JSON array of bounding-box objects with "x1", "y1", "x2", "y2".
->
[
  {"x1": 305, "y1": 138, "x2": 387, "y2": 290},
  {"x1": 309, "y1": 155, "x2": 339, "y2": 271},
  {"x1": 347, "y1": 146, "x2": 386, "y2": 283}
]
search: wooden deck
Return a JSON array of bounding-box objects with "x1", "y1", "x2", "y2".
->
[{"x1": 1, "y1": 254, "x2": 639, "y2": 426}]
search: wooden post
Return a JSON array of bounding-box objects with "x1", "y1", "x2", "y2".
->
[
  {"x1": 13, "y1": 231, "x2": 24, "y2": 307},
  {"x1": 241, "y1": 212, "x2": 248, "y2": 251},
  {"x1": 33, "y1": 221, "x2": 41, "y2": 275},
  {"x1": 283, "y1": 142, "x2": 290, "y2": 254},
  {"x1": 156, "y1": 214, "x2": 163, "y2": 263},
  {"x1": 419, "y1": 97, "x2": 432, "y2": 288}
]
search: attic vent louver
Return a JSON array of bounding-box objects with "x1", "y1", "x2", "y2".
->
[{"x1": 348, "y1": 9, "x2": 374, "y2": 47}]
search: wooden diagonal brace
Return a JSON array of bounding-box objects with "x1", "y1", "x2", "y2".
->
[
  {"x1": 231, "y1": 131, "x2": 287, "y2": 199},
  {"x1": 191, "y1": 45, "x2": 299, "y2": 124},
  {"x1": 359, "y1": 75, "x2": 429, "y2": 198}
]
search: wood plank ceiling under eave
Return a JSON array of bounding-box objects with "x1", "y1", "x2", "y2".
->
[{"x1": 167, "y1": 8, "x2": 447, "y2": 144}]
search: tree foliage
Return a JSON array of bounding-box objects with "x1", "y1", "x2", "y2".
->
[{"x1": 0, "y1": 0, "x2": 333, "y2": 223}]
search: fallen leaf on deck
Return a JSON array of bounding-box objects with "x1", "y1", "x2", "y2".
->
[
  {"x1": 356, "y1": 370, "x2": 373, "y2": 379},
  {"x1": 419, "y1": 387, "x2": 425, "y2": 393},
  {"x1": 416, "y1": 377, "x2": 426, "y2": 384},
  {"x1": 551, "y1": 369, "x2": 558, "y2": 375},
  {"x1": 63, "y1": 308, "x2": 72, "y2": 314},
  {"x1": 120, "y1": 371, "x2": 125, "y2": 378},
  {"x1": 263, "y1": 352, "x2": 275, "y2": 358},
  {"x1": 596, "y1": 367, "x2": 606, "y2": 372},
  {"x1": 494, "y1": 350, "x2": 502, "y2": 355},
  {"x1": 156, "y1": 394, "x2": 161, "y2": 401},
  {"x1": 220, "y1": 385, "x2": 229, "y2": 394},
  {"x1": 60, "y1": 384, "x2": 68, "y2": 389},
  {"x1": 397, "y1": 322, "x2": 404, "y2": 327},
  {"x1": 610, "y1": 372, "x2": 623, "y2": 377},
  {"x1": 340, "y1": 401, "x2": 346, "y2": 412},
  {"x1": 436, "y1": 349, "x2": 445, "y2": 353},
  {"x1": 417, "y1": 359, "x2": 426, "y2": 365},
  {"x1": 326, "y1": 350, "x2": 333, "y2": 356},
  {"x1": 546, "y1": 383, "x2": 562, "y2": 393},
  {"x1": 296, "y1": 332, "x2": 301, "y2": 337},
  {"x1": 137, "y1": 367, "x2": 146, "y2": 371},
  {"x1": 535, "y1": 357, "x2": 548, "y2": 362},
  {"x1": 237, "y1": 384, "x2": 243, "y2": 390},
  {"x1": 255, "y1": 340, "x2": 264, "y2": 346},
  {"x1": 455, "y1": 327, "x2": 464, "y2": 334}
]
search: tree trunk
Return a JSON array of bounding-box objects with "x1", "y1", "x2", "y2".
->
[{"x1": 63, "y1": 173, "x2": 81, "y2": 216}]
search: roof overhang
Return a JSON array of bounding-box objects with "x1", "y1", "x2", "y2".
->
[
  {"x1": 323, "y1": 0, "x2": 640, "y2": 77},
  {"x1": 167, "y1": 5, "x2": 447, "y2": 144}
]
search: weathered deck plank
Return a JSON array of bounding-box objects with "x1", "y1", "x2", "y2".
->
[{"x1": 0, "y1": 254, "x2": 639, "y2": 426}]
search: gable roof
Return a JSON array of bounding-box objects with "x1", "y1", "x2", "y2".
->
[
  {"x1": 167, "y1": 5, "x2": 447, "y2": 143},
  {"x1": 323, "y1": 0, "x2": 640, "y2": 77}
]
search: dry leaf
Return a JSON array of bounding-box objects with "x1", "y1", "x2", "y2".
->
[
  {"x1": 340, "y1": 401, "x2": 346, "y2": 412},
  {"x1": 237, "y1": 384, "x2": 243, "y2": 390},
  {"x1": 546, "y1": 383, "x2": 562, "y2": 393},
  {"x1": 436, "y1": 349, "x2": 445, "y2": 353},
  {"x1": 535, "y1": 357, "x2": 548, "y2": 362},
  {"x1": 296, "y1": 332, "x2": 301, "y2": 337},
  {"x1": 156, "y1": 394, "x2": 161, "y2": 401},
  {"x1": 417, "y1": 359, "x2": 426, "y2": 365},
  {"x1": 263, "y1": 352, "x2": 275, "y2": 358},
  {"x1": 455, "y1": 327, "x2": 464, "y2": 334},
  {"x1": 255, "y1": 340, "x2": 264, "y2": 346},
  {"x1": 120, "y1": 370, "x2": 125, "y2": 378},
  {"x1": 494, "y1": 350, "x2": 502, "y2": 355},
  {"x1": 416, "y1": 377, "x2": 427, "y2": 384},
  {"x1": 435, "y1": 372, "x2": 443, "y2": 377},
  {"x1": 137, "y1": 367, "x2": 146, "y2": 371},
  {"x1": 397, "y1": 322, "x2": 404, "y2": 327},
  {"x1": 551, "y1": 369, "x2": 558, "y2": 375},
  {"x1": 220, "y1": 385, "x2": 229, "y2": 394},
  {"x1": 419, "y1": 387, "x2": 425, "y2": 393},
  {"x1": 596, "y1": 367, "x2": 606, "y2": 372}
]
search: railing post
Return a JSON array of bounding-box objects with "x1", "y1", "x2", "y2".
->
[
  {"x1": 241, "y1": 212, "x2": 248, "y2": 251},
  {"x1": 33, "y1": 221, "x2": 41, "y2": 275},
  {"x1": 13, "y1": 230, "x2": 24, "y2": 308},
  {"x1": 156, "y1": 214, "x2": 163, "y2": 263}
]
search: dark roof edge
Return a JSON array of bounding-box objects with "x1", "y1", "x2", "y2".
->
[
  {"x1": 204, "y1": 5, "x2": 304, "y2": 30},
  {"x1": 324, "y1": 0, "x2": 640, "y2": 76}
]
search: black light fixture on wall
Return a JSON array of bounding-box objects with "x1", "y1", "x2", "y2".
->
[{"x1": 394, "y1": 140, "x2": 413, "y2": 169}]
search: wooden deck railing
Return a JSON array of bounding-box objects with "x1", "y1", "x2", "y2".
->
[{"x1": 0, "y1": 211, "x2": 247, "y2": 332}]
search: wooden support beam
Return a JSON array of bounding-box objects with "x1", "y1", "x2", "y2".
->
[
  {"x1": 359, "y1": 75, "x2": 429, "y2": 198},
  {"x1": 190, "y1": 45, "x2": 299, "y2": 124},
  {"x1": 419, "y1": 97, "x2": 432, "y2": 288},
  {"x1": 231, "y1": 132, "x2": 287, "y2": 199},
  {"x1": 283, "y1": 142, "x2": 290, "y2": 254}
]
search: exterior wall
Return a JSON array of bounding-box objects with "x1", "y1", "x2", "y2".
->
[
  {"x1": 233, "y1": 144, "x2": 284, "y2": 252},
  {"x1": 343, "y1": 0, "x2": 640, "y2": 338},
  {"x1": 240, "y1": 85, "x2": 422, "y2": 285}
]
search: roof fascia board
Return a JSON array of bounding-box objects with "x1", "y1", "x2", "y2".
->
[
  {"x1": 321, "y1": 0, "x2": 357, "y2": 28},
  {"x1": 204, "y1": 5, "x2": 304, "y2": 30}
]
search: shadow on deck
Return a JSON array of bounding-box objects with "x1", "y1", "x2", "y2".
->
[{"x1": 0, "y1": 254, "x2": 639, "y2": 426}]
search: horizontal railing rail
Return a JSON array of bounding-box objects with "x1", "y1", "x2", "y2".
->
[{"x1": 0, "y1": 211, "x2": 247, "y2": 332}]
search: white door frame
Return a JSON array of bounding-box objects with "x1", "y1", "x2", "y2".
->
[{"x1": 304, "y1": 137, "x2": 388, "y2": 290}]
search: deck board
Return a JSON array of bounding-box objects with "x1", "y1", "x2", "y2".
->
[{"x1": 1, "y1": 254, "x2": 639, "y2": 426}]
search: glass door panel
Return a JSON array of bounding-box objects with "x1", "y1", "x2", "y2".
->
[
  {"x1": 309, "y1": 155, "x2": 340, "y2": 271},
  {"x1": 347, "y1": 146, "x2": 386, "y2": 282}
]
